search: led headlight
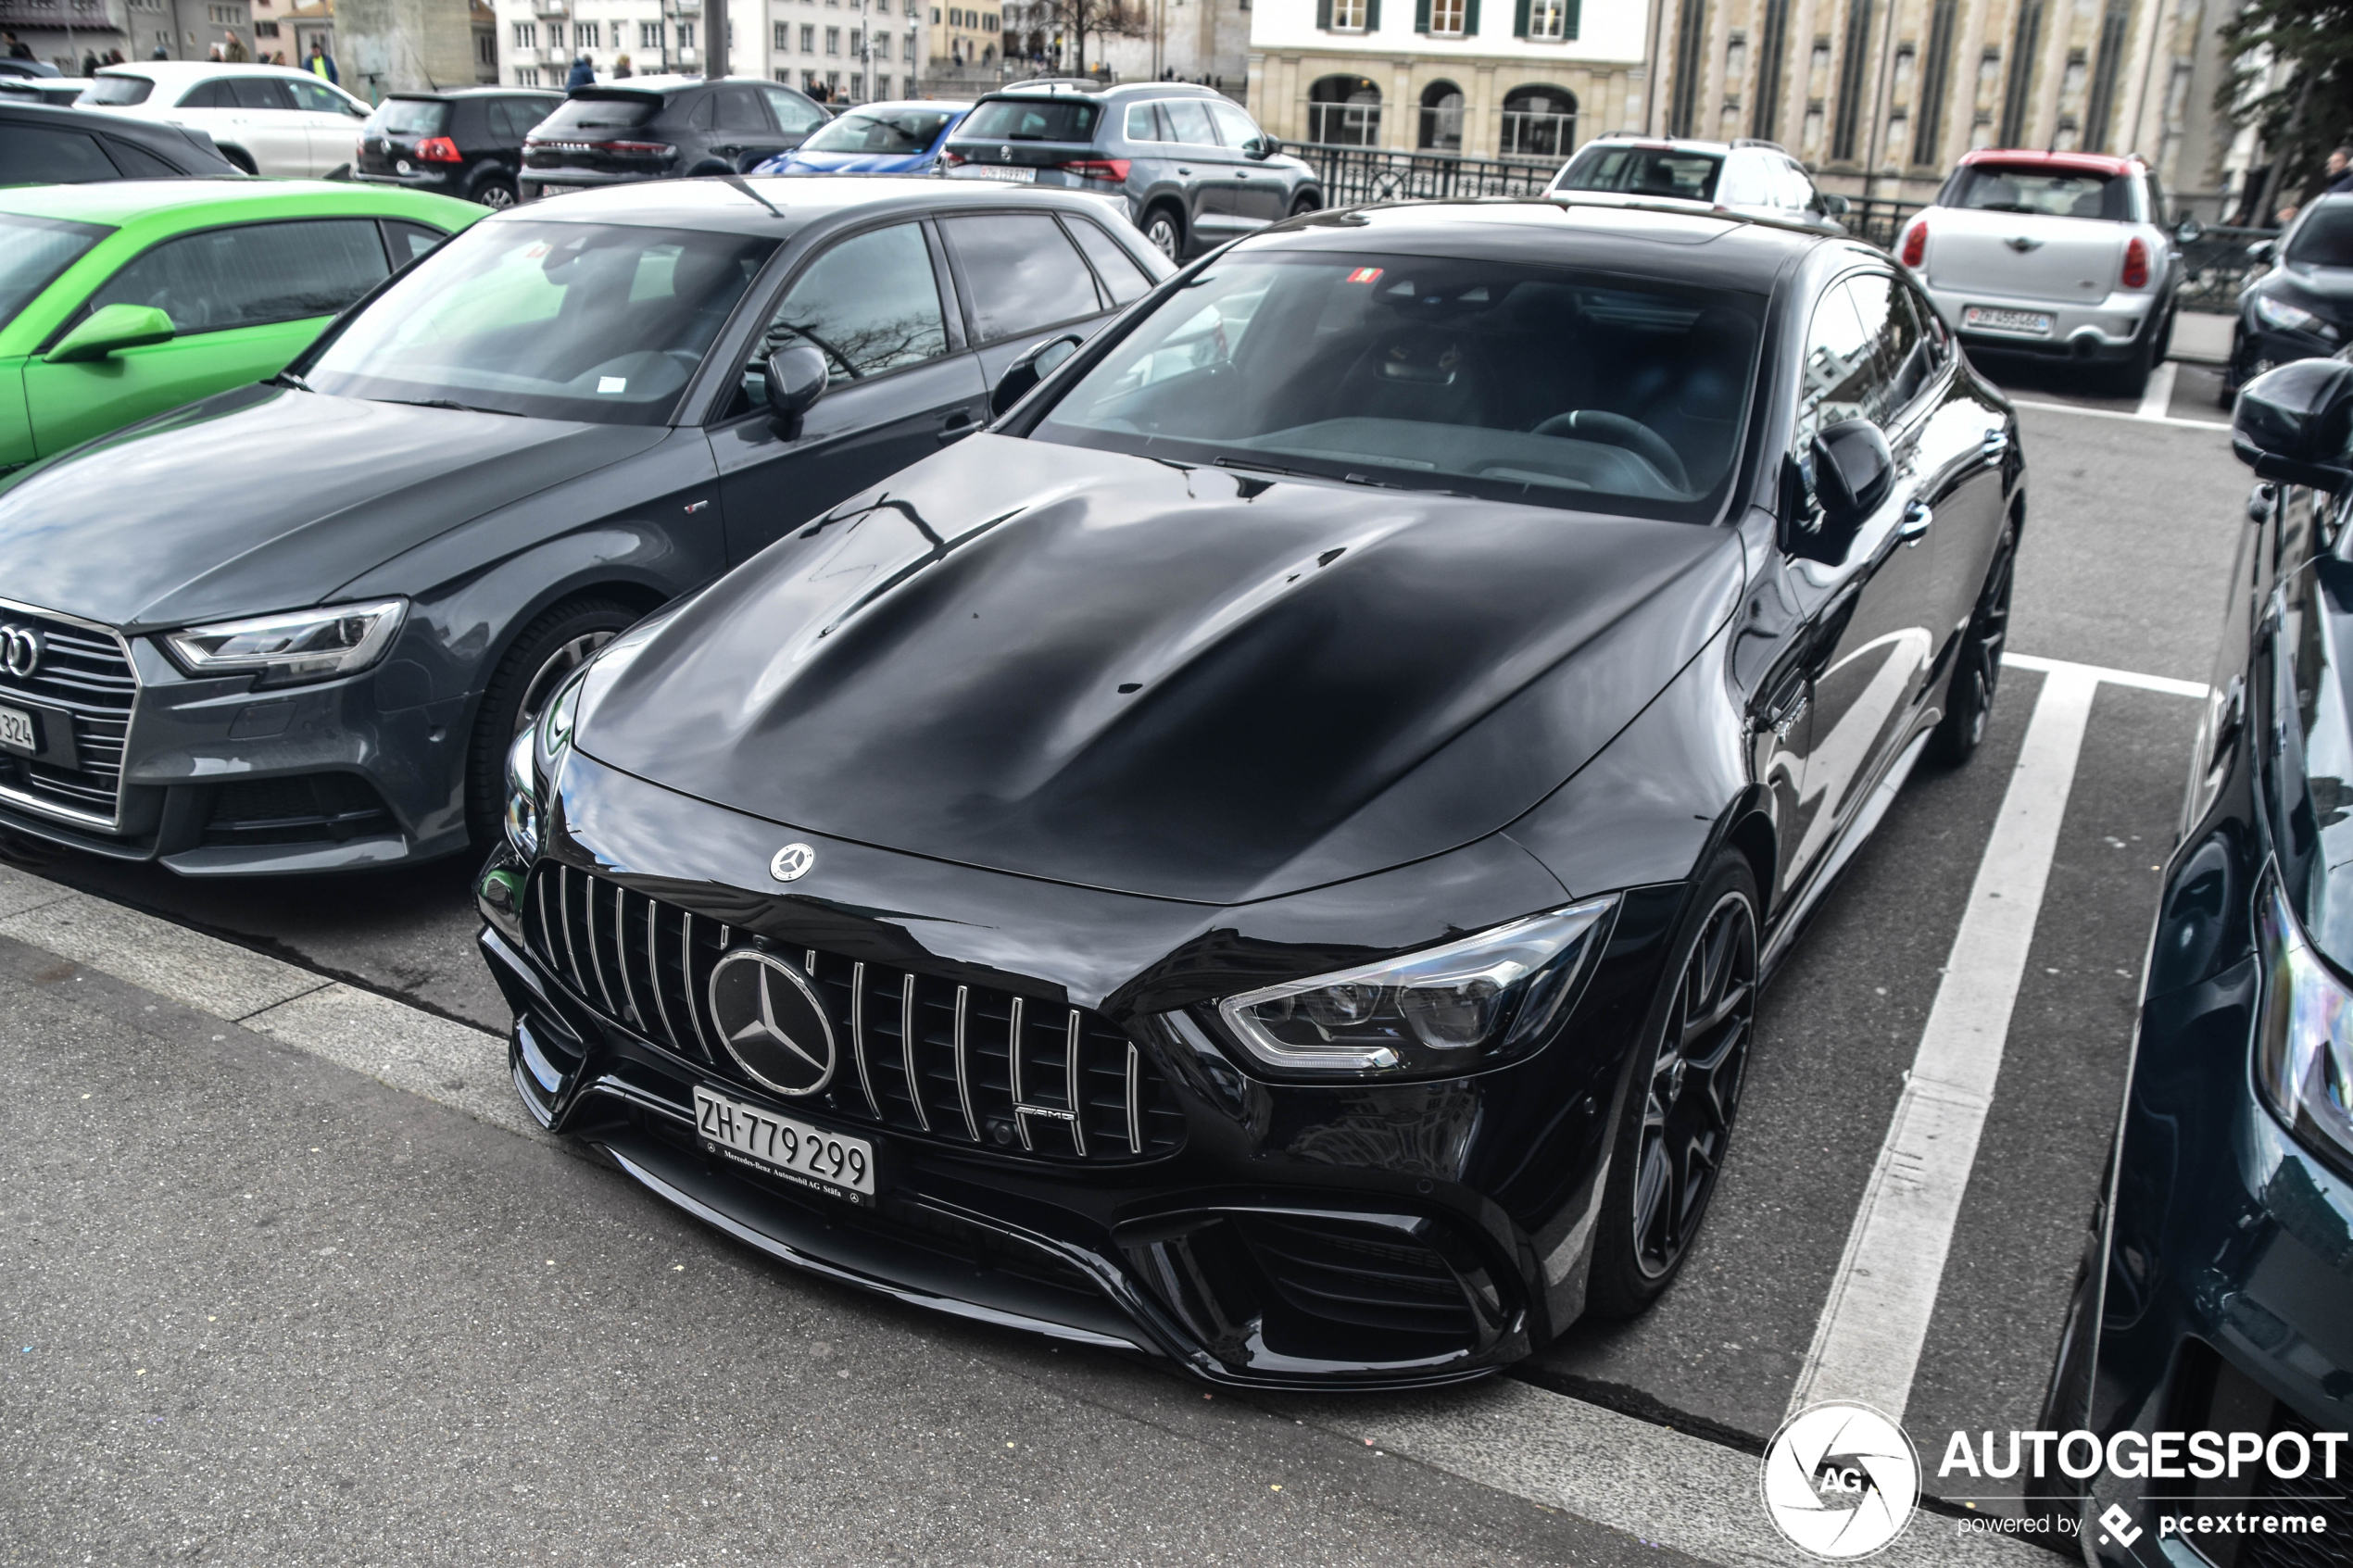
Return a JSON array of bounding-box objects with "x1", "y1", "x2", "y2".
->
[
  {"x1": 162, "y1": 598, "x2": 406, "y2": 687},
  {"x1": 1215, "y1": 897, "x2": 1617, "y2": 1077},
  {"x1": 504, "y1": 665, "x2": 590, "y2": 861},
  {"x1": 2257, "y1": 874, "x2": 2353, "y2": 1175},
  {"x1": 2254, "y1": 293, "x2": 2337, "y2": 341}
]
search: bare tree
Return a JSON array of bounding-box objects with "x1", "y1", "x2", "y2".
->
[{"x1": 1035, "y1": 0, "x2": 1146, "y2": 78}]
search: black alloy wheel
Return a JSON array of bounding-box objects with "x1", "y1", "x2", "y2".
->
[
  {"x1": 464, "y1": 596, "x2": 638, "y2": 843},
  {"x1": 1142, "y1": 205, "x2": 1183, "y2": 261},
  {"x1": 1587, "y1": 855, "x2": 1760, "y2": 1316},
  {"x1": 1927, "y1": 522, "x2": 2014, "y2": 765},
  {"x1": 474, "y1": 174, "x2": 519, "y2": 208}
]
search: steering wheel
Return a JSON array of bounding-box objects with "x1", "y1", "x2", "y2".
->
[{"x1": 1531, "y1": 409, "x2": 1691, "y2": 492}]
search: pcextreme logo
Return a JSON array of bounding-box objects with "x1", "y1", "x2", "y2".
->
[{"x1": 1761, "y1": 1402, "x2": 1922, "y2": 1560}]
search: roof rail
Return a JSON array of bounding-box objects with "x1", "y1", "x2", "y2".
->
[{"x1": 1730, "y1": 137, "x2": 1788, "y2": 153}]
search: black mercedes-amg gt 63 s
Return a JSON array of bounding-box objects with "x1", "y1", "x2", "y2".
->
[{"x1": 476, "y1": 195, "x2": 2025, "y2": 1386}]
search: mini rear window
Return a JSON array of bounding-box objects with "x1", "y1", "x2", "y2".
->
[
  {"x1": 371, "y1": 97, "x2": 448, "y2": 136},
  {"x1": 78, "y1": 74, "x2": 154, "y2": 106},
  {"x1": 535, "y1": 94, "x2": 660, "y2": 134},
  {"x1": 1944, "y1": 163, "x2": 2133, "y2": 221},
  {"x1": 1554, "y1": 145, "x2": 1723, "y2": 204},
  {"x1": 961, "y1": 96, "x2": 1101, "y2": 143}
]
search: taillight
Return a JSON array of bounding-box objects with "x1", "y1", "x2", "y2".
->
[
  {"x1": 414, "y1": 135, "x2": 462, "y2": 164},
  {"x1": 1899, "y1": 220, "x2": 1927, "y2": 270},
  {"x1": 939, "y1": 149, "x2": 966, "y2": 167},
  {"x1": 599, "y1": 140, "x2": 675, "y2": 157},
  {"x1": 2122, "y1": 235, "x2": 2150, "y2": 290},
  {"x1": 1058, "y1": 157, "x2": 1130, "y2": 183}
]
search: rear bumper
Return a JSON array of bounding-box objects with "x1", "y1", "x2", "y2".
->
[
  {"x1": 1920, "y1": 282, "x2": 2165, "y2": 362},
  {"x1": 353, "y1": 166, "x2": 465, "y2": 192},
  {"x1": 520, "y1": 167, "x2": 669, "y2": 197}
]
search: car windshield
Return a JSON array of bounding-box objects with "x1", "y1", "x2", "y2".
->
[
  {"x1": 534, "y1": 94, "x2": 660, "y2": 135},
  {"x1": 2287, "y1": 207, "x2": 2353, "y2": 267},
  {"x1": 799, "y1": 105, "x2": 959, "y2": 155},
  {"x1": 1032, "y1": 251, "x2": 1763, "y2": 521},
  {"x1": 1554, "y1": 145, "x2": 1723, "y2": 204},
  {"x1": 960, "y1": 97, "x2": 1100, "y2": 142},
  {"x1": 305, "y1": 220, "x2": 775, "y2": 424},
  {"x1": 0, "y1": 213, "x2": 107, "y2": 332},
  {"x1": 1945, "y1": 164, "x2": 2132, "y2": 220},
  {"x1": 77, "y1": 74, "x2": 153, "y2": 106},
  {"x1": 371, "y1": 97, "x2": 448, "y2": 136}
]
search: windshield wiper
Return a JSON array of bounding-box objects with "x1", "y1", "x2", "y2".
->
[
  {"x1": 271, "y1": 370, "x2": 312, "y2": 391},
  {"x1": 1213, "y1": 456, "x2": 1319, "y2": 481},
  {"x1": 375, "y1": 396, "x2": 522, "y2": 417}
]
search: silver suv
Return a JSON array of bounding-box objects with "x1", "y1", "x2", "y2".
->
[
  {"x1": 1549, "y1": 134, "x2": 1848, "y2": 232},
  {"x1": 942, "y1": 82, "x2": 1322, "y2": 261}
]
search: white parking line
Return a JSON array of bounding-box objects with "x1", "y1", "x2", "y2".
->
[
  {"x1": 2135, "y1": 360, "x2": 2181, "y2": 421},
  {"x1": 1788, "y1": 654, "x2": 2202, "y2": 1424}
]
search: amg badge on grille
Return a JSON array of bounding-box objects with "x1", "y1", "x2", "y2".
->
[
  {"x1": 707, "y1": 949, "x2": 837, "y2": 1097},
  {"x1": 770, "y1": 842, "x2": 816, "y2": 882}
]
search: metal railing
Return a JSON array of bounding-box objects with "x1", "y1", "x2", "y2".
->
[
  {"x1": 2176, "y1": 224, "x2": 2279, "y2": 311},
  {"x1": 1288, "y1": 142, "x2": 1557, "y2": 206}
]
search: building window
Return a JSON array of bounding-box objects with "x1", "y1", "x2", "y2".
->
[
  {"x1": 574, "y1": 20, "x2": 598, "y2": 47},
  {"x1": 775, "y1": 21, "x2": 790, "y2": 48},
  {"x1": 1752, "y1": 0, "x2": 1788, "y2": 141},
  {"x1": 1667, "y1": 0, "x2": 1704, "y2": 131},
  {"x1": 876, "y1": 72, "x2": 891, "y2": 95},
  {"x1": 902, "y1": 31, "x2": 914, "y2": 60},
  {"x1": 639, "y1": 20, "x2": 661, "y2": 46},
  {"x1": 1323, "y1": 0, "x2": 1367, "y2": 31},
  {"x1": 1417, "y1": 80, "x2": 1462, "y2": 151},
  {"x1": 1306, "y1": 73, "x2": 1380, "y2": 144},
  {"x1": 254, "y1": 19, "x2": 279, "y2": 34},
  {"x1": 477, "y1": 30, "x2": 494, "y2": 62},
  {"x1": 1998, "y1": 0, "x2": 2041, "y2": 147},
  {"x1": 1831, "y1": 0, "x2": 1875, "y2": 161},
  {"x1": 676, "y1": 20, "x2": 694, "y2": 46},
  {"x1": 1522, "y1": 0, "x2": 1573, "y2": 43},
  {"x1": 825, "y1": 26, "x2": 839, "y2": 52},
  {"x1": 1500, "y1": 83, "x2": 1575, "y2": 158},
  {"x1": 512, "y1": 21, "x2": 536, "y2": 46},
  {"x1": 849, "y1": 28, "x2": 862, "y2": 56},
  {"x1": 1912, "y1": 0, "x2": 1956, "y2": 165},
  {"x1": 2082, "y1": 0, "x2": 2129, "y2": 152},
  {"x1": 800, "y1": 23, "x2": 815, "y2": 49},
  {"x1": 516, "y1": 66, "x2": 540, "y2": 85},
  {"x1": 1426, "y1": 0, "x2": 1462, "y2": 33}
]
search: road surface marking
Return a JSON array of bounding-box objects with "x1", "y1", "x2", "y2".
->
[
  {"x1": 1789, "y1": 656, "x2": 2200, "y2": 1424},
  {"x1": 2134, "y1": 359, "x2": 2181, "y2": 421},
  {"x1": 2010, "y1": 395, "x2": 2227, "y2": 433}
]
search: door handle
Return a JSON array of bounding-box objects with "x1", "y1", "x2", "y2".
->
[
  {"x1": 1177, "y1": 166, "x2": 1192, "y2": 175},
  {"x1": 937, "y1": 409, "x2": 976, "y2": 443},
  {"x1": 1898, "y1": 498, "x2": 1933, "y2": 545}
]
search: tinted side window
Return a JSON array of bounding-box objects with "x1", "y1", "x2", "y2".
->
[
  {"x1": 102, "y1": 136, "x2": 183, "y2": 176},
  {"x1": 1161, "y1": 98, "x2": 1216, "y2": 146},
  {"x1": 0, "y1": 125, "x2": 123, "y2": 182},
  {"x1": 230, "y1": 77, "x2": 295, "y2": 111},
  {"x1": 177, "y1": 80, "x2": 228, "y2": 107},
  {"x1": 717, "y1": 86, "x2": 767, "y2": 132},
  {"x1": 687, "y1": 94, "x2": 717, "y2": 131},
  {"x1": 761, "y1": 85, "x2": 825, "y2": 134},
  {"x1": 759, "y1": 221, "x2": 948, "y2": 387},
  {"x1": 381, "y1": 220, "x2": 447, "y2": 266},
  {"x1": 85, "y1": 220, "x2": 392, "y2": 334},
  {"x1": 1065, "y1": 217, "x2": 1152, "y2": 305},
  {"x1": 1848, "y1": 270, "x2": 1930, "y2": 419},
  {"x1": 1205, "y1": 100, "x2": 1261, "y2": 150},
  {"x1": 288, "y1": 78, "x2": 355, "y2": 115},
  {"x1": 1796, "y1": 279, "x2": 1872, "y2": 453},
  {"x1": 1124, "y1": 103, "x2": 1164, "y2": 141},
  {"x1": 942, "y1": 212, "x2": 1102, "y2": 342}
]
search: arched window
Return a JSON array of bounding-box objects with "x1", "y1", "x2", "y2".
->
[
  {"x1": 1500, "y1": 83, "x2": 1576, "y2": 160},
  {"x1": 1307, "y1": 74, "x2": 1382, "y2": 146},
  {"x1": 1417, "y1": 80, "x2": 1464, "y2": 152}
]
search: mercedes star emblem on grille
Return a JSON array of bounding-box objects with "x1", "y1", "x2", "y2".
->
[
  {"x1": 770, "y1": 842, "x2": 816, "y2": 882},
  {"x1": 1, "y1": 625, "x2": 44, "y2": 679},
  {"x1": 707, "y1": 948, "x2": 837, "y2": 1097}
]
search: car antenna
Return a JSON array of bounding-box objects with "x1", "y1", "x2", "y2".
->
[{"x1": 719, "y1": 172, "x2": 786, "y2": 220}]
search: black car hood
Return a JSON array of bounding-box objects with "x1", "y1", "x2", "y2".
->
[
  {"x1": 0, "y1": 385, "x2": 661, "y2": 630},
  {"x1": 579, "y1": 436, "x2": 1746, "y2": 904}
]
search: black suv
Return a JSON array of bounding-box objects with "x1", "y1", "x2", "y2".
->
[
  {"x1": 942, "y1": 81, "x2": 1321, "y2": 260},
  {"x1": 0, "y1": 99, "x2": 242, "y2": 182},
  {"x1": 522, "y1": 75, "x2": 828, "y2": 201},
  {"x1": 355, "y1": 87, "x2": 562, "y2": 209}
]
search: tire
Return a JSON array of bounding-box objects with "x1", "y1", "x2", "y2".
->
[
  {"x1": 1141, "y1": 204, "x2": 1184, "y2": 261},
  {"x1": 2152, "y1": 303, "x2": 2175, "y2": 362},
  {"x1": 1288, "y1": 193, "x2": 1320, "y2": 218},
  {"x1": 471, "y1": 172, "x2": 519, "y2": 208},
  {"x1": 1584, "y1": 853, "x2": 1761, "y2": 1320},
  {"x1": 1926, "y1": 521, "x2": 2015, "y2": 767},
  {"x1": 465, "y1": 596, "x2": 639, "y2": 843}
]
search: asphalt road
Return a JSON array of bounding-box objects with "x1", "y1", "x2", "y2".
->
[{"x1": 0, "y1": 345, "x2": 2255, "y2": 1562}]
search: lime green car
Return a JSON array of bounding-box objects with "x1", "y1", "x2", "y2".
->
[{"x1": 0, "y1": 180, "x2": 484, "y2": 473}]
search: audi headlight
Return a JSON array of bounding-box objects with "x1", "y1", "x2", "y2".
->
[
  {"x1": 505, "y1": 666, "x2": 589, "y2": 860},
  {"x1": 162, "y1": 599, "x2": 406, "y2": 687},
  {"x1": 2254, "y1": 293, "x2": 2337, "y2": 341},
  {"x1": 2258, "y1": 874, "x2": 2353, "y2": 1174},
  {"x1": 1214, "y1": 897, "x2": 1617, "y2": 1078}
]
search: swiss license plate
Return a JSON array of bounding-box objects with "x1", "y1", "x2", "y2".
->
[
  {"x1": 951, "y1": 165, "x2": 1036, "y2": 183},
  {"x1": 1963, "y1": 305, "x2": 2054, "y2": 338},
  {"x1": 0, "y1": 704, "x2": 36, "y2": 755},
  {"x1": 694, "y1": 1085, "x2": 875, "y2": 1203}
]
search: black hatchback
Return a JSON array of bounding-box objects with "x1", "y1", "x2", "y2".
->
[
  {"x1": 0, "y1": 99, "x2": 243, "y2": 182},
  {"x1": 355, "y1": 87, "x2": 562, "y2": 210},
  {"x1": 522, "y1": 76, "x2": 828, "y2": 201}
]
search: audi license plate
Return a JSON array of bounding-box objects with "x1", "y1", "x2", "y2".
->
[
  {"x1": 1963, "y1": 306, "x2": 2054, "y2": 338},
  {"x1": 695, "y1": 1085, "x2": 875, "y2": 1204},
  {"x1": 950, "y1": 165, "x2": 1035, "y2": 183},
  {"x1": 0, "y1": 704, "x2": 36, "y2": 755}
]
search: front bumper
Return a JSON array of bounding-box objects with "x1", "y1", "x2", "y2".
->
[
  {"x1": 2074, "y1": 960, "x2": 2353, "y2": 1566},
  {"x1": 1919, "y1": 282, "x2": 2163, "y2": 363},
  {"x1": 476, "y1": 750, "x2": 1683, "y2": 1386}
]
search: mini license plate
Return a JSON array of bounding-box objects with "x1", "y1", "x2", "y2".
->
[
  {"x1": 950, "y1": 165, "x2": 1036, "y2": 183},
  {"x1": 694, "y1": 1085, "x2": 875, "y2": 1203},
  {"x1": 0, "y1": 704, "x2": 36, "y2": 756},
  {"x1": 1963, "y1": 305, "x2": 2054, "y2": 338}
]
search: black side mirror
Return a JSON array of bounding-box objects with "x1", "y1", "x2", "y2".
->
[
  {"x1": 2233, "y1": 358, "x2": 2353, "y2": 493},
  {"x1": 761, "y1": 344, "x2": 828, "y2": 438},
  {"x1": 2174, "y1": 216, "x2": 2204, "y2": 245},
  {"x1": 1787, "y1": 420, "x2": 1893, "y2": 564},
  {"x1": 1819, "y1": 192, "x2": 1851, "y2": 217},
  {"x1": 1244, "y1": 136, "x2": 1274, "y2": 160},
  {"x1": 989, "y1": 332, "x2": 1083, "y2": 420},
  {"x1": 2247, "y1": 238, "x2": 2276, "y2": 265}
]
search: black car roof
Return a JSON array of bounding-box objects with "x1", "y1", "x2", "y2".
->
[
  {"x1": 388, "y1": 86, "x2": 560, "y2": 101},
  {"x1": 494, "y1": 173, "x2": 1141, "y2": 238},
  {"x1": 975, "y1": 80, "x2": 1214, "y2": 100}
]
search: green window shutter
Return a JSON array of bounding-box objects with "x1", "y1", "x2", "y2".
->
[
  {"x1": 1513, "y1": 0, "x2": 1529, "y2": 36},
  {"x1": 1465, "y1": 0, "x2": 1480, "y2": 31},
  {"x1": 1365, "y1": 0, "x2": 1380, "y2": 28},
  {"x1": 1563, "y1": 0, "x2": 1579, "y2": 37},
  {"x1": 1315, "y1": 0, "x2": 1331, "y2": 26},
  {"x1": 1415, "y1": 0, "x2": 1428, "y2": 30}
]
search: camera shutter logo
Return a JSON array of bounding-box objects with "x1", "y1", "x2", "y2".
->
[
  {"x1": 1760, "y1": 1401, "x2": 1921, "y2": 1559},
  {"x1": 1, "y1": 625, "x2": 44, "y2": 680},
  {"x1": 707, "y1": 949, "x2": 837, "y2": 1098}
]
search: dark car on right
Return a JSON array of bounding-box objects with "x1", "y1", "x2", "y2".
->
[
  {"x1": 521, "y1": 75, "x2": 828, "y2": 202},
  {"x1": 355, "y1": 87, "x2": 562, "y2": 209},
  {"x1": 2034, "y1": 357, "x2": 2353, "y2": 1562},
  {"x1": 0, "y1": 97, "x2": 241, "y2": 182},
  {"x1": 2224, "y1": 194, "x2": 2353, "y2": 406}
]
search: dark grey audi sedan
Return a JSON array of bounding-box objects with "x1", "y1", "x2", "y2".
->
[{"x1": 0, "y1": 176, "x2": 1167, "y2": 875}]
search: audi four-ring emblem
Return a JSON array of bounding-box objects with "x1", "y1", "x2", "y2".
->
[{"x1": 1, "y1": 625, "x2": 44, "y2": 680}]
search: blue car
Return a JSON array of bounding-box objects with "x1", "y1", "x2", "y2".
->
[{"x1": 755, "y1": 100, "x2": 971, "y2": 175}]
